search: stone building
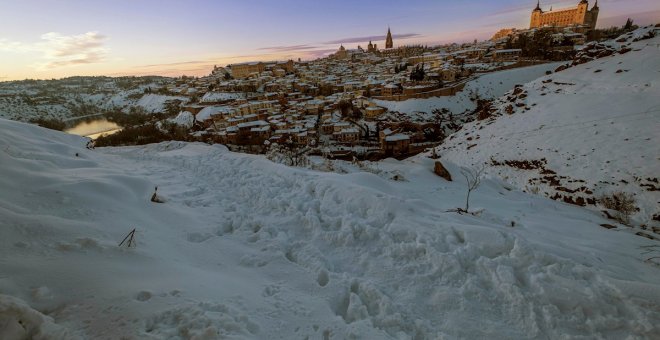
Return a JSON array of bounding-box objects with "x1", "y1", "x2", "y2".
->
[
  {"x1": 491, "y1": 49, "x2": 522, "y2": 62},
  {"x1": 334, "y1": 45, "x2": 348, "y2": 60},
  {"x1": 491, "y1": 28, "x2": 518, "y2": 41},
  {"x1": 530, "y1": 0, "x2": 599, "y2": 30},
  {"x1": 230, "y1": 62, "x2": 265, "y2": 79},
  {"x1": 367, "y1": 41, "x2": 378, "y2": 53}
]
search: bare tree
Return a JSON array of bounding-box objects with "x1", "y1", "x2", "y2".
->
[
  {"x1": 460, "y1": 166, "x2": 484, "y2": 213},
  {"x1": 266, "y1": 139, "x2": 310, "y2": 167}
]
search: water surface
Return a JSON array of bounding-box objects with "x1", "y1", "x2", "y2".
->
[{"x1": 65, "y1": 118, "x2": 122, "y2": 139}]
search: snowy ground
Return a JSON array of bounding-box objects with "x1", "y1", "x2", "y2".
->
[
  {"x1": 1, "y1": 118, "x2": 659, "y2": 339},
  {"x1": 0, "y1": 80, "x2": 177, "y2": 122},
  {"x1": 374, "y1": 62, "x2": 563, "y2": 116},
  {"x1": 438, "y1": 34, "x2": 660, "y2": 226},
  {"x1": 136, "y1": 94, "x2": 188, "y2": 114}
]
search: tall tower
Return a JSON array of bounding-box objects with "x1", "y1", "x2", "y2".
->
[
  {"x1": 575, "y1": 0, "x2": 589, "y2": 25},
  {"x1": 530, "y1": 1, "x2": 543, "y2": 28},
  {"x1": 385, "y1": 27, "x2": 393, "y2": 49},
  {"x1": 586, "y1": 0, "x2": 599, "y2": 30}
]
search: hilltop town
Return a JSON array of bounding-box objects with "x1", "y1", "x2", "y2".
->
[
  {"x1": 1, "y1": 1, "x2": 660, "y2": 339},
  {"x1": 1, "y1": 1, "x2": 641, "y2": 162}
]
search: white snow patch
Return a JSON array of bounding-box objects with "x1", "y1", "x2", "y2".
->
[{"x1": 375, "y1": 62, "x2": 563, "y2": 115}]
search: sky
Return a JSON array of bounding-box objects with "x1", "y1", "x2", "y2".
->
[{"x1": 0, "y1": 0, "x2": 658, "y2": 81}]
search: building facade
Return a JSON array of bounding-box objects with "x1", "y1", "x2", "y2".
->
[
  {"x1": 530, "y1": 0, "x2": 599, "y2": 30},
  {"x1": 231, "y1": 62, "x2": 265, "y2": 79}
]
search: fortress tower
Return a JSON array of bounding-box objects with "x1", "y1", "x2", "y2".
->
[{"x1": 530, "y1": 0, "x2": 599, "y2": 30}]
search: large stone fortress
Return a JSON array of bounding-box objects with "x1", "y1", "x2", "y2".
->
[{"x1": 530, "y1": 0, "x2": 599, "y2": 30}]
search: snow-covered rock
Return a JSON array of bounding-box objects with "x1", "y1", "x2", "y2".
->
[
  {"x1": 0, "y1": 295, "x2": 77, "y2": 340},
  {"x1": 196, "y1": 105, "x2": 235, "y2": 122},
  {"x1": 135, "y1": 94, "x2": 187, "y2": 114},
  {"x1": 169, "y1": 111, "x2": 194, "y2": 128}
]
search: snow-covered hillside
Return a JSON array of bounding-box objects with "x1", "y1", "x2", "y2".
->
[
  {"x1": 1, "y1": 118, "x2": 659, "y2": 339},
  {"x1": 439, "y1": 33, "x2": 660, "y2": 227},
  {"x1": 0, "y1": 78, "x2": 174, "y2": 122},
  {"x1": 136, "y1": 94, "x2": 188, "y2": 114},
  {"x1": 374, "y1": 62, "x2": 563, "y2": 116}
]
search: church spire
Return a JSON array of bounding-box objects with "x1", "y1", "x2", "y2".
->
[
  {"x1": 534, "y1": 0, "x2": 541, "y2": 11},
  {"x1": 385, "y1": 26, "x2": 393, "y2": 49}
]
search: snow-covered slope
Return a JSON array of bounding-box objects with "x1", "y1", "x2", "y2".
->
[
  {"x1": 0, "y1": 80, "x2": 169, "y2": 122},
  {"x1": 1, "y1": 118, "x2": 659, "y2": 339},
  {"x1": 135, "y1": 94, "x2": 188, "y2": 114},
  {"x1": 439, "y1": 34, "x2": 660, "y2": 226},
  {"x1": 374, "y1": 62, "x2": 563, "y2": 115}
]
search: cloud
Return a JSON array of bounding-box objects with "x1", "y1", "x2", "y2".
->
[
  {"x1": 0, "y1": 38, "x2": 34, "y2": 52},
  {"x1": 300, "y1": 48, "x2": 337, "y2": 59},
  {"x1": 141, "y1": 60, "x2": 209, "y2": 68},
  {"x1": 0, "y1": 31, "x2": 108, "y2": 69},
  {"x1": 39, "y1": 32, "x2": 108, "y2": 68},
  {"x1": 257, "y1": 44, "x2": 321, "y2": 52},
  {"x1": 323, "y1": 33, "x2": 421, "y2": 45}
]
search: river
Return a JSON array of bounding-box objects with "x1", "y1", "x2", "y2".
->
[{"x1": 64, "y1": 118, "x2": 122, "y2": 139}]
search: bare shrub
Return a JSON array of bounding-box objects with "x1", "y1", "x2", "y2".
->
[
  {"x1": 599, "y1": 192, "x2": 636, "y2": 223},
  {"x1": 266, "y1": 141, "x2": 309, "y2": 167},
  {"x1": 460, "y1": 166, "x2": 485, "y2": 213}
]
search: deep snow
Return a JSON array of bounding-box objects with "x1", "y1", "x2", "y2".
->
[
  {"x1": 1, "y1": 118, "x2": 659, "y2": 339},
  {"x1": 438, "y1": 34, "x2": 660, "y2": 225}
]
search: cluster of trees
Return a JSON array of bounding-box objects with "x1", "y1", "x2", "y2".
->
[
  {"x1": 504, "y1": 29, "x2": 566, "y2": 59},
  {"x1": 394, "y1": 62, "x2": 412, "y2": 73},
  {"x1": 266, "y1": 140, "x2": 310, "y2": 167},
  {"x1": 394, "y1": 62, "x2": 411, "y2": 74},
  {"x1": 29, "y1": 117, "x2": 66, "y2": 131},
  {"x1": 97, "y1": 97, "x2": 192, "y2": 146},
  {"x1": 94, "y1": 122, "x2": 191, "y2": 147},
  {"x1": 104, "y1": 109, "x2": 149, "y2": 126},
  {"x1": 337, "y1": 99, "x2": 363, "y2": 120},
  {"x1": 431, "y1": 108, "x2": 462, "y2": 134},
  {"x1": 318, "y1": 83, "x2": 336, "y2": 96},
  {"x1": 142, "y1": 86, "x2": 178, "y2": 96},
  {"x1": 504, "y1": 18, "x2": 642, "y2": 60},
  {"x1": 163, "y1": 99, "x2": 182, "y2": 116},
  {"x1": 66, "y1": 101, "x2": 102, "y2": 117},
  {"x1": 114, "y1": 76, "x2": 168, "y2": 90},
  {"x1": 409, "y1": 65, "x2": 426, "y2": 81},
  {"x1": 589, "y1": 18, "x2": 640, "y2": 41}
]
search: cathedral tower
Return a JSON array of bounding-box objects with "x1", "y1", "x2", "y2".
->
[{"x1": 385, "y1": 27, "x2": 393, "y2": 49}]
